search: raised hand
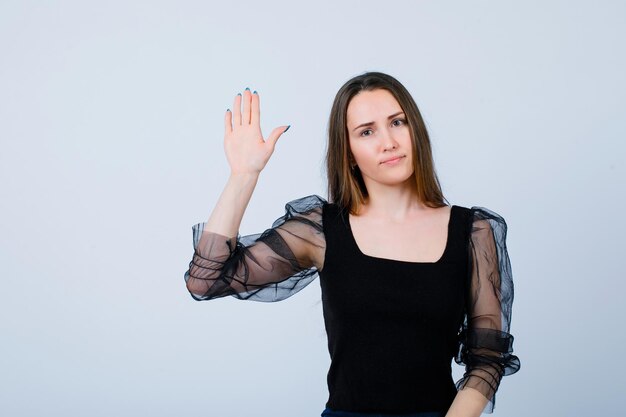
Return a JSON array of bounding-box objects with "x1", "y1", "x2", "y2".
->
[{"x1": 224, "y1": 88, "x2": 290, "y2": 176}]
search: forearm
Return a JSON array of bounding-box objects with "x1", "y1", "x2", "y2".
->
[
  {"x1": 445, "y1": 387, "x2": 489, "y2": 417},
  {"x1": 186, "y1": 172, "x2": 260, "y2": 298},
  {"x1": 205, "y1": 172, "x2": 260, "y2": 239}
]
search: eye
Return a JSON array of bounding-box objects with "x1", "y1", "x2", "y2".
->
[
  {"x1": 392, "y1": 118, "x2": 406, "y2": 127},
  {"x1": 360, "y1": 129, "x2": 373, "y2": 137}
]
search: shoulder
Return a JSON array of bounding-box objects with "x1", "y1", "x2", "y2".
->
[
  {"x1": 453, "y1": 204, "x2": 507, "y2": 224},
  {"x1": 285, "y1": 194, "x2": 346, "y2": 219},
  {"x1": 452, "y1": 204, "x2": 472, "y2": 217},
  {"x1": 452, "y1": 205, "x2": 509, "y2": 241},
  {"x1": 266, "y1": 194, "x2": 329, "y2": 230},
  {"x1": 284, "y1": 194, "x2": 328, "y2": 212},
  {"x1": 468, "y1": 206, "x2": 508, "y2": 235},
  {"x1": 462, "y1": 206, "x2": 510, "y2": 248},
  {"x1": 450, "y1": 204, "x2": 473, "y2": 228}
]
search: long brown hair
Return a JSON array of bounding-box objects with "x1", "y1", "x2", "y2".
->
[{"x1": 325, "y1": 71, "x2": 448, "y2": 214}]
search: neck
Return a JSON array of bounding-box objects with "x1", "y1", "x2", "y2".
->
[{"x1": 357, "y1": 181, "x2": 427, "y2": 222}]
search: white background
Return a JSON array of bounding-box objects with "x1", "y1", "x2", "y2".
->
[{"x1": 1, "y1": 1, "x2": 624, "y2": 416}]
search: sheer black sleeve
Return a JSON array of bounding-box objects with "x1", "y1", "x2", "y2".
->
[
  {"x1": 454, "y1": 207, "x2": 521, "y2": 413},
  {"x1": 184, "y1": 194, "x2": 327, "y2": 302}
]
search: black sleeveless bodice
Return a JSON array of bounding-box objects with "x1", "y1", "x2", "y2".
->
[{"x1": 318, "y1": 203, "x2": 472, "y2": 413}]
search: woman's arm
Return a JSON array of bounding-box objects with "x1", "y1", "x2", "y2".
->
[
  {"x1": 445, "y1": 387, "x2": 489, "y2": 417},
  {"x1": 186, "y1": 194, "x2": 325, "y2": 301},
  {"x1": 204, "y1": 88, "x2": 289, "y2": 239},
  {"x1": 187, "y1": 88, "x2": 291, "y2": 297},
  {"x1": 184, "y1": 89, "x2": 326, "y2": 302},
  {"x1": 451, "y1": 207, "x2": 521, "y2": 415}
]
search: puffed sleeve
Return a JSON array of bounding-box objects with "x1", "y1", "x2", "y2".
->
[
  {"x1": 454, "y1": 206, "x2": 521, "y2": 413},
  {"x1": 184, "y1": 194, "x2": 327, "y2": 302}
]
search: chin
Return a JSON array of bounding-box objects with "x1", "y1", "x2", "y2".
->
[{"x1": 365, "y1": 173, "x2": 415, "y2": 187}]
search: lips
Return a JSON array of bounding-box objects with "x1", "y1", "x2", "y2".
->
[{"x1": 380, "y1": 155, "x2": 405, "y2": 164}]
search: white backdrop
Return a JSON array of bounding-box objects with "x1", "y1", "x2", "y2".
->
[{"x1": 1, "y1": 1, "x2": 624, "y2": 416}]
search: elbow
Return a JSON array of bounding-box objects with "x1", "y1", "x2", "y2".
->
[
  {"x1": 184, "y1": 270, "x2": 233, "y2": 301},
  {"x1": 184, "y1": 255, "x2": 222, "y2": 300},
  {"x1": 184, "y1": 250, "x2": 241, "y2": 301},
  {"x1": 184, "y1": 267, "x2": 213, "y2": 301},
  {"x1": 185, "y1": 278, "x2": 207, "y2": 301}
]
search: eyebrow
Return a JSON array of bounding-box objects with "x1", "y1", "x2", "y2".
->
[{"x1": 351, "y1": 111, "x2": 405, "y2": 132}]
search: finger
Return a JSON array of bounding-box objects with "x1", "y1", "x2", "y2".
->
[
  {"x1": 233, "y1": 93, "x2": 242, "y2": 126},
  {"x1": 266, "y1": 125, "x2": 290, "y2": 150},
  {"x1": 242, "y1": 87, "x2": 251, "y2": 125},
  {"x1": 250, "y1": 90, "x2": 260, "y2": 126},
  {"x1": 224, "y1": 108, "x2": 232, "y2": 135}
]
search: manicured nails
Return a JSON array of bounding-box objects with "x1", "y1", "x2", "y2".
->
[
  {"x1": 245, "y1": 87, "x2": 250, "y2": 91},
  {"x1": 226, "y1": 108, "x2": 230, "y2": 112},
  {"x1": 284, "y1": 125, "x2": 291, "y2": 133},
  {"x1": 237, "y1": 93, "x2": 241, "y2": 96},
  {"x1": 253, "y1": 90, "x2": 257, "y2": 94}
]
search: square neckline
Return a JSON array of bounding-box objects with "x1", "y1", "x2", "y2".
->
[{"x1": 343, "y1": 205, "x2": 457, "y2": 265}]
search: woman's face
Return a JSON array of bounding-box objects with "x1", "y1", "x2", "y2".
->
[{"x1": 346, "y1": 88, "x2": 414, "y2": 189}]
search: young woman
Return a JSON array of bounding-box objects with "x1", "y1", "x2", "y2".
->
[{"x1": 184, "y1": 72, "x2": 520, "y2": 417}]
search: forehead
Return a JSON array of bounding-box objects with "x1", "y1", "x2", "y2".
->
[{"x1": 346, "y1": 89, "x2": 402, "y2": 124}]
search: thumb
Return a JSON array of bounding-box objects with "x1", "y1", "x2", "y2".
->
[{"x1": 266, "y1": 125, "x2": 290, "y2": 150}]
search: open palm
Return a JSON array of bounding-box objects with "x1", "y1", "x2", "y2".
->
[{"x1": 224, "y1": 88, "x2": 289, "y2": 175}]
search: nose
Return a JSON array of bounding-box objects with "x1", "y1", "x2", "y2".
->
[{"x1": 381, "y1": 128, "x2": 398, "y2": 151}]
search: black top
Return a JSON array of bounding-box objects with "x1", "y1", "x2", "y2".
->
[
  {"x1": 319, "y1": 202, "x2": 467, "y2": 413},
  {"x1": 184, "y1": 194, "x2": 520, "y2": 414}
]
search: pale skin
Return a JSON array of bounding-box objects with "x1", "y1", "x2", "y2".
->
[
  {"x1": 203, "y1": 87, "x2": 489, "y2": 416},
  {"x1": 345, "y1": 89, "x2": 452, "y2": 264}
]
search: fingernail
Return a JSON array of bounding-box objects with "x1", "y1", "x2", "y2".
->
[
  {"x1": 284, "y1": 125, "x2": 291, "y2": 132},
  {"x1": 245, "y1": 87, "x2": 250, "y2": 91},
  {"x1": 253, "y1": 90, "x2": 257, "y2": 94},
  {"x1": 226, "y1": 108, "x2": 230, "y2": 112},
  {"x1": 237, "y1": 93, "x2": 241, "y2": 96}
]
